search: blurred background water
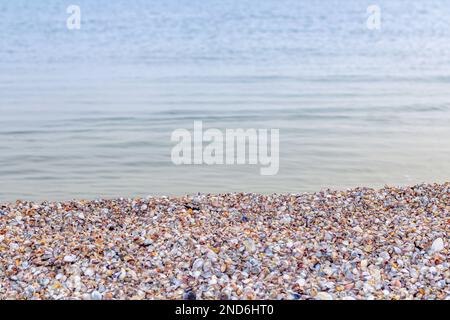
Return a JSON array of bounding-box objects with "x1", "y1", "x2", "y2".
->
[{"x1": 0, "y1": 0, "x2": 449, "y2": 201}]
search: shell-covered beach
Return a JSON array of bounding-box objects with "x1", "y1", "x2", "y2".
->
[{"x1": 0, "y1": 183, "x2": 448, "y2": 300}]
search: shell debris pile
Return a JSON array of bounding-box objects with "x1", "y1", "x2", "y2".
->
[{"x1": 0, "y1": 183, "x2": 449, "y2": 300}]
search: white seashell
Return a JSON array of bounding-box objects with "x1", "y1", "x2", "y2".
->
[
  {"x1": 63, "y1": 254, "x2": 77, "y2": 263},
  {"x1": 315, "y1": 292, "x2": 333, "y2": 300},
  {"x1": 243, "y1": 239, "x2": 256, "y2": 253},
  {"x1": 430, "y1": 238, "x2": 444, "y2": 253},
  {"x1": 192, "y1": 258, "x2": 204, "y2": 271}
]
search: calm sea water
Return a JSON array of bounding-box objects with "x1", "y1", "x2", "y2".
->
[{"x1": 1, "y1": 0, "x2": 450, "y2": 201}]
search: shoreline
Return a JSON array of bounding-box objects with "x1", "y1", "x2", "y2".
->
[{"x1": 0, "y1": 183, "x2": 448, "y2": 299}]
